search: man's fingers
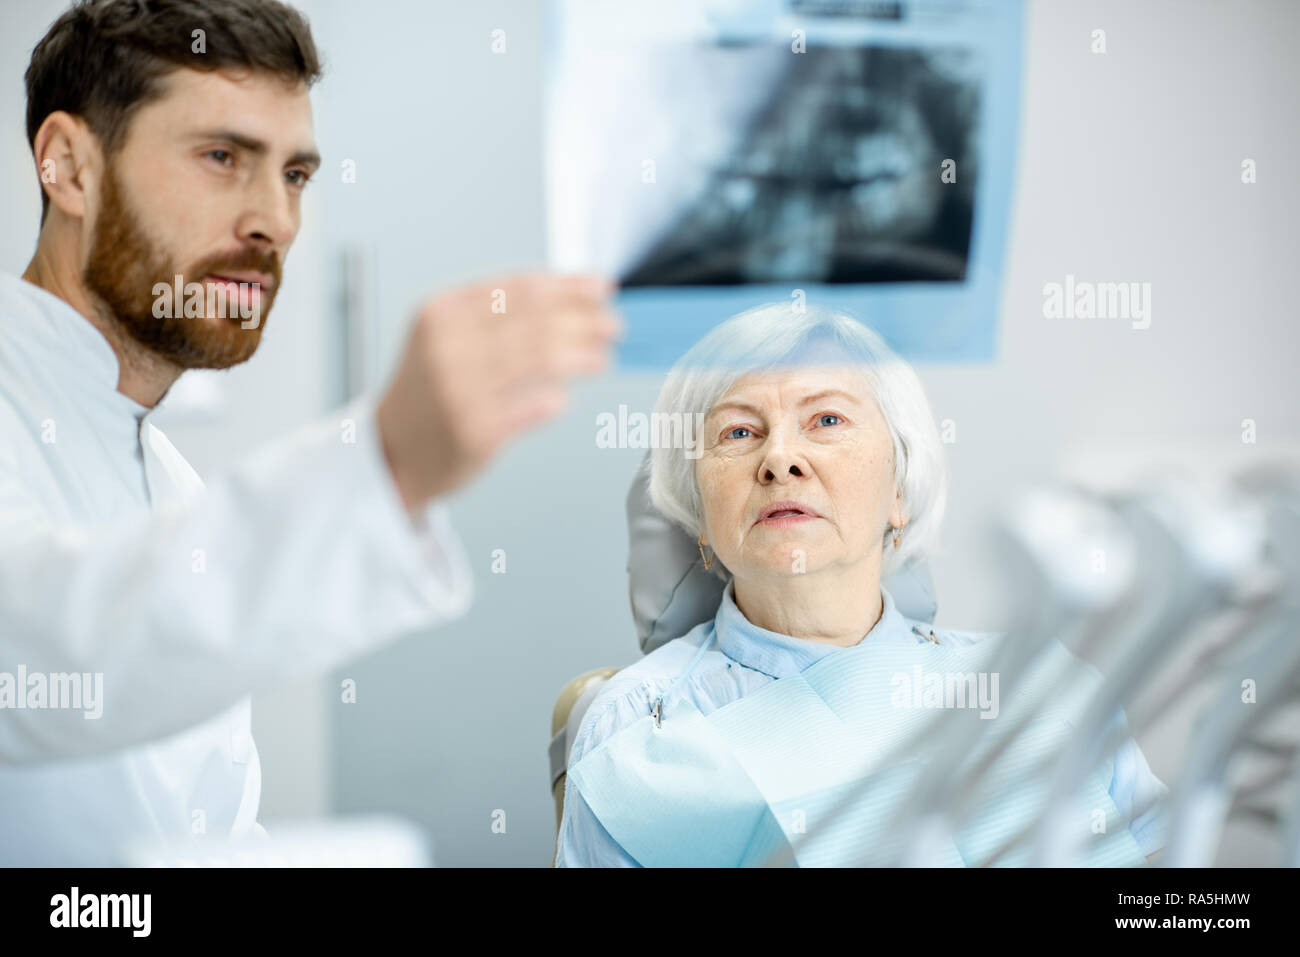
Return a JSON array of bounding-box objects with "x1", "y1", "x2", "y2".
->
[
  {"x1": 497, "y1": 300, "x2": 621, "y2": 352},
  {"x1": 514, "y1": 272, "x2": 617, "y2": 303},
  {"x1": 487, "y1": 341, "x2": 610, "y2": 403},
  {"x1": 463, "y1": 272, "x2": 616, "y2": 311},
  {"x1": 497, "y1": 384, "x2": 569, "y2": 440},
  {"x1": 487, "y1": 302, "x2": 618, "y2": 385}
]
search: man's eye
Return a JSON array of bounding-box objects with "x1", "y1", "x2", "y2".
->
[
  {"x1": 205, "y1": 149, "x2": 233, "y2": 166},
  {"x1": 817, "y1": 413, "x2": 843, "y2": 427},
  {"x1": 286, "y1": 170, "x2": 313, "y2": 188}
]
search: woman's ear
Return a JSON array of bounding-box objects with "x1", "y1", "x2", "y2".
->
[{"x1": 889, "y1": 488, "x2": 908, "y2": 530}]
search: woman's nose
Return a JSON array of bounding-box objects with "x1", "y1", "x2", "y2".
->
[
  {"x1": 758, "y1": 436, "x2": 807, "y2": 483},
  {"x1": 762, "y1": 461, "x2": 804, "y2": 482}
]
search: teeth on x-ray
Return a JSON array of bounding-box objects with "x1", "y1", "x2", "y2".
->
[{"x1": 621, "y1": 46, "x2": 981, "y2": 287}]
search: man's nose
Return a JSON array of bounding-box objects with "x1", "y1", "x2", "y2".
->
[{"x1": 238, "y1": 171, "x2": 297, "y2": 249}]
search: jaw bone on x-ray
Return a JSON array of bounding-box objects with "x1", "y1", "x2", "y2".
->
[{"x1": 617, "y1": 44, "x2": 980, "y2": 288}]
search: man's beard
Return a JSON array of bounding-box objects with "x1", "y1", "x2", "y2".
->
[{"x1": 82, "y1": 161, "x2": 282, "y2": 370}]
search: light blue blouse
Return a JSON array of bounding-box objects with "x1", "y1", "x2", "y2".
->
[{"x1": 556, "y1": 581, "x2": 1170, "y2": 867}]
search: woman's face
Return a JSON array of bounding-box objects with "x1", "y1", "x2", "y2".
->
[{"x1": 695, "y1": 366, "x2": 905, "y2": 581}]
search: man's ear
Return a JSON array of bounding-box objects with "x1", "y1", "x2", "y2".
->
[{"x1": 31, "y1": 111, "x2": 100, "y2": 223}]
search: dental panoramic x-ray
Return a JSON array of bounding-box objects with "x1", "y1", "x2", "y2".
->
[
  {"x1": 616, "y1": 44, "x2": 980, "y2": 287},
  {"x1": 0, "y1": 0, "x2": 1293, "y2": 940}
]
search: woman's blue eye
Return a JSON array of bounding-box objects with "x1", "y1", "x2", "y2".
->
[
  {"x1": 726, "y1": 427, "x2": 752, "y2": 439},
  {"x1": 818, "y1": 414, "x2": 842, "y2": 427}
]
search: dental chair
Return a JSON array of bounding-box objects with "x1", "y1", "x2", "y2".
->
[{"x1": 549, "y1": 455, "x2": 939, "y2": 853}]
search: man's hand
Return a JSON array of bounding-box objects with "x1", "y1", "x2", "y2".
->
[{"x1": 376, "y1": 273, "x2": 621, "y2": 512}]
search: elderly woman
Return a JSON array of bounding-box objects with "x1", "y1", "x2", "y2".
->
[{"x1": 555, "y1": 302, "x2": 1168, "y2": 867}]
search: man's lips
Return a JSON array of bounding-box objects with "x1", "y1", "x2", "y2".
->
[
  {"x1": 205, "y1": 271, "x2": 273, "y2": 291},
  {"x1": 202, "y1": 274, "x2": 267, "y2": 316}
]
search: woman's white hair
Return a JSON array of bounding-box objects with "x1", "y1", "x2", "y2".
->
[{"x1": 647, "y1": 301, "x2": 948, "y2": 578}]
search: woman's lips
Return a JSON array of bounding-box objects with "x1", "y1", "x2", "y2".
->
[{"x1": 757, "y1": 510, "x2": 818, "y2": 527}]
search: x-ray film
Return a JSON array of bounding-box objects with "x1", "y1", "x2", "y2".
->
[{"x1": 545, "y1": 0, "x2": 1024, "y2": 366}]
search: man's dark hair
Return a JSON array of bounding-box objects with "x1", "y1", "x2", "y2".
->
[{"x1": 25, "y1": 0, "x2": 324, "y2": 225}]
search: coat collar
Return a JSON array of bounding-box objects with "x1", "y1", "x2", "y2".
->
[{"x1": 3, "y1": 272, "x2": 157, "y2": 426}]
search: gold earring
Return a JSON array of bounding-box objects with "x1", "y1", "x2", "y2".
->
[
  {"x1": 698, "y1": 533, "x2": 715, "y2": 570},
  {"x1": 892, "y1": 526, "x2": 901, "y2": 550}
]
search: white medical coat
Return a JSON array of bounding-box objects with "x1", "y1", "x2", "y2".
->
[{"x1": 0, "y1": 272, "x2": 474, "y2": 865}]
